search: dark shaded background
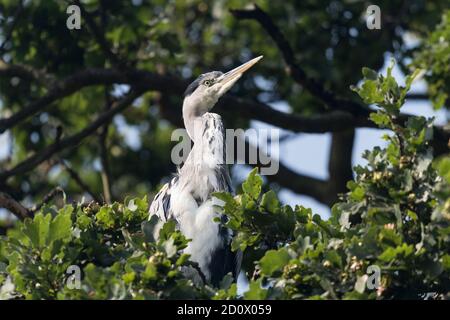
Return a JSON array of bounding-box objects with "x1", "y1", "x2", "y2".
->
[{"x1": 0, "y1": 0, "x2": 448, "y2": 224}]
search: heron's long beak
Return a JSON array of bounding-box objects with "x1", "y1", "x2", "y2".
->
[{"x1": 216, "y1": 56, "x2": 263, "y2": 95}]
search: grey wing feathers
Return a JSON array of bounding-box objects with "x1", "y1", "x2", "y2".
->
[{"x1": 149, "y1": 176, "x2": 177, "y2": 222}]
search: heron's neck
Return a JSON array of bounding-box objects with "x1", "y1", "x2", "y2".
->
[
  {"x1": 183, "y1": 100, "x2": 215, "y2": 142},
  {"x1": 183, "y1": 112, "x2": 201, "y2": 143}
]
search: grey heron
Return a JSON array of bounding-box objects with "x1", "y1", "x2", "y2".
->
[{"x1": 149, "y1": 56, "x2": 263, "y2": 286}]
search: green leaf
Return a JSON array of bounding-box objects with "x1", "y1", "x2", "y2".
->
[
  {"x1": 47, "y1": 208, "x2": 72, "y2": 244},
  {"x1": 355, "y1": 80, "x2": 384, "y2": 104},
  {"x1": 404, "y1": 69, "x2": 423, "y2": 93},
  {"x1": 231, "y1": 232, "x2": 249, "y2": 252},
  {"x1": 122, "y1": 272, "x2": 136, "y2": 284},
  {"x1": 260, "y1": 190, "x2": 280, "y2": 213},
  {"x1": 378, "y1": 243, "x2": 414, "y2": 262},
  {"x1": 143, "y1": 264, "x2": 157, "y2": 281},
  {"x1": 350, "y1": 186, "x2": 365, "y2": 201},
  {"x1": 434, "y1": 156, "x2": 450, "y2": 184},
  {"x1": 369, "y1": 112, "x2": 390, "y2": 128},
  {"x1": 212, "y1": 192, "x2": 238, "y2": 215},
  {"x1": 244, "y1": 279, "x2": 267, "y2": 300},
  {"x1": 442, "y1": 254, "x2": 450, "y2": 270},
  {"x1": 242, "y1": 168, "x2": 263, "y2": 199},
  {"x1": 362, "y1": 67, "x2": 378, "y2": 80},
  {"x1": 22, "y1": 213, "x2": 52, "y2": 249},
  {"x1": 95, "y1": 206, "x2": 115, "y2": 229},
  {"x1": 159, "y1": 220, "x2": 177, "y2": 240},
  {"x1": 259, "y1": 248, "x2": 291, "y2": 276},
  {"x1": 176, "y1": 254, "x2": 191, "y2": 266}
]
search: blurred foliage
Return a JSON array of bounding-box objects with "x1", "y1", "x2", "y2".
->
[
  {"x1": 412, "y1": 10, "x2": 450, "y2": 109},
  {"x1": 1, "y1": 66, "x2": 449, "y2": 299},
  {"x1": 0, "y1": 0, "x2": 449, "y2": 207}
]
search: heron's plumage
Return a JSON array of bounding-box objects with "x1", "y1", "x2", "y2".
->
[
  {"x1": 149, "y1": 57, "x2": 261, "y2": 286},
  {"x1": 149, "y1": 113, "x2": 239, "y2": 285}
]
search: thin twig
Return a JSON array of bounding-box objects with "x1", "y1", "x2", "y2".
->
[
  {"x1": 30, "y1": 186, "x2": 65, "y2": 213},
  {"x1": 99, "y1": 92, "x2": 113, "y2": 204},
  {"x1": 60, "y1": 159, "x2": 102, "y2": 203}
]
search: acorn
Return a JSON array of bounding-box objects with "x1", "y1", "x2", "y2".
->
[{"x1": 373, "y1": 171, "x2": 382, "y2": 182}]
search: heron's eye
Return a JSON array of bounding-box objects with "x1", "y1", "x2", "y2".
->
[{"x1": 203, "y1": 80, "x2": 213, "y2": 87}]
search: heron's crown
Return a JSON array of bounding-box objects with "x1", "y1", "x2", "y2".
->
[{"x1": 184, "y1": 71, "x2": 223, "y2": 97}]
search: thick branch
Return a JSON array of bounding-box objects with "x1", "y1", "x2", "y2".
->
[
  {"x1": 406, "y1": 93, "x2": 429, "y2": 100},
  {"x1": 0, "y1": 191, "x2": 30, "y2": 220},
  {"x1": 1, "y1": 66, "x2": 448, "y2": 151},
  {"x1": 0, "y1": 61, "x2": 54, "y2": 87},
  {"x1": 0, "y1": 68, "x2": 176, "y2": 133},
  {"x1": 0, "y1": 66, "x2": 374, "y2": 134},
  {"x1": 217, "y1": 97, "x2": 374, "y2": 133},
  {"x1": 241, "y1": 140, "x2": 331, "y2": 204},
  {"x1": 327, "y1": 129, "x2": 355, "y2": 204}
]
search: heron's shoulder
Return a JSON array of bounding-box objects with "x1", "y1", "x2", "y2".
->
[
  {"x1": 201, "y1": 112, "x2": 222, "y2": 122},
  {"x1": 149, "y1": 176, "x2": 179, "y2": 221}
]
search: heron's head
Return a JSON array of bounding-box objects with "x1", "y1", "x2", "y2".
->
[{"x1": 182, "y1": 56, "x2": 263, "y2": 117}]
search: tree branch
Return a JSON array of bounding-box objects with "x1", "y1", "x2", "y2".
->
[
  {"x1": 0, "y1": 191, "x2": 31, "y2": 220},
  {"x1": 327, "y1": 128, "x2": 355, "y2": 205},
  {"x1": 0, "y1": 89, "x2": 143, "y2": 181},
  {"x1": 60, "y1": 159, "x2": 102, "y2": 203},
  {"x1": 30, "y1": 186, "x2": 65, "y2": 213},
  {"x1": 0, "y1": 61, "x2": 54, "y2": 87},
  {"x1": 99, "y1": 93, "x2": 113, "y2": 204},
  {"x1": 1, "y1": 65, "x2": 448, "y2": 151},
  {"x1": 217, "y1": 96, "x2": 374, "y2": 133},
  {"x1": 230, "y1": 4, "x2": 369, "y2": 116},
  {"x1": 406, "y1": 93, "x2": 429, "y2": 100},
  {"x1": 0, "y1": 68, "x2": 176, "y2": 133},
  {"x1": 0, "y1": 66, "x2": 374, "y2": 134},
  {"x1": 241, "y1": 140, "x2": 330, "y2": 204},
  {"x1": 230, "y1": 4, "x2": 449, "y2": 154}
]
